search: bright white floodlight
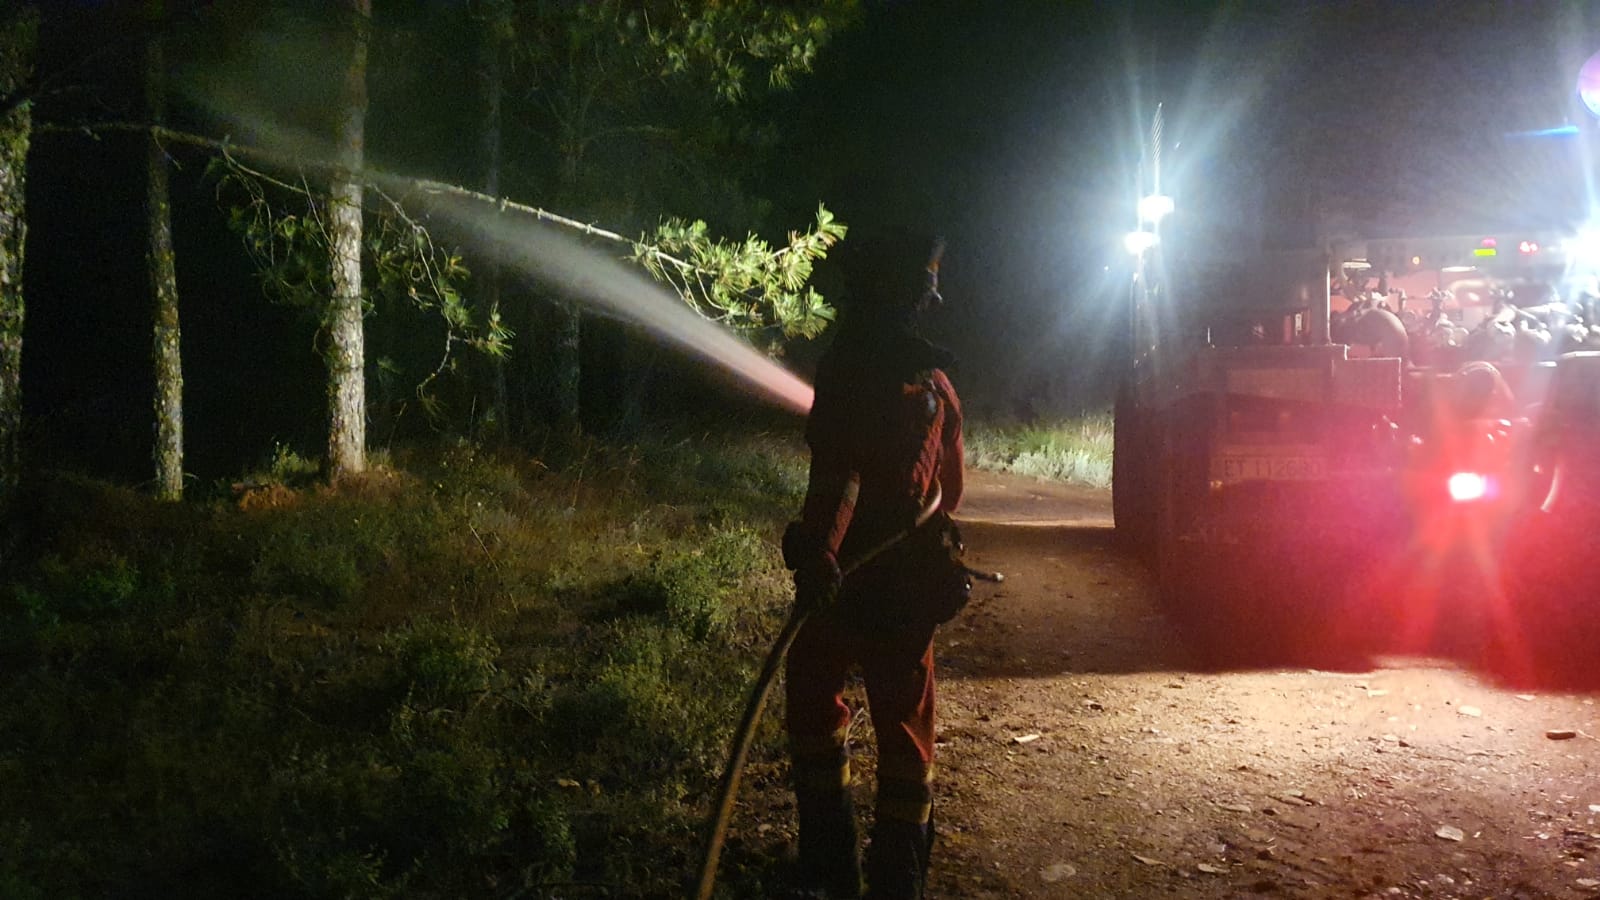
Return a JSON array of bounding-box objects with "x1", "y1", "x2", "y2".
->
[
  {"x1": 1124, "y1": 230, "x2": 1158, "y2": 255},
  {"x1": 1138, "y1": 194, "x2": 1175, "y2": 224},
  {"x1": 1561, "y1": 229, "x2": 1600, "y2": 268},
  {"x1": 1580, "y1": 48, "x2": 1600, "y2": 118}
]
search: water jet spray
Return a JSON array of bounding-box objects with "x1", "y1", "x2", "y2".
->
[
  {"x1": 180, "y1": 98, "x2": 818, "y2": 416},
  {"x1": 386, "y1": 178, "x2": 817, "y2": 415}
]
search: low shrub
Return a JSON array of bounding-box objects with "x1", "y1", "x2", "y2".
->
[
  {"x1": 384, "y1": 619, "x2": 500, "y2": 703},
  {"x1": 964, "y1": 412, "x2": 1115, "y2": 487},
  {"x1": 612, "y1": 523, "x2": 774, "y2": 640},
  {"x1": 0, "y1": 433, "x2": 798, "y2": 898}
]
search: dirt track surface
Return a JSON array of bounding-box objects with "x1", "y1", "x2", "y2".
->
[{"x1": 916, "y1": 470, "x2": 1600, "y2": 899}]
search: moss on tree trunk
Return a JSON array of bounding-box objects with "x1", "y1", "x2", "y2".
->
[
  {"x1": 327, "y1": 0, "x2": 370, "y2": 481},
  {"x1": 0, "y1": 8, "x2": 36, "y2": 502},
  {"x1": 147, "y1": 2, "x2": 183, "y2": 501}
]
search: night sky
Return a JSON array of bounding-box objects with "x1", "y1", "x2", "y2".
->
[
  {"x1": 19, "y1": 1, "x2": 1600, "y2": 481},
  {"x1": 779, "y1": 1, "x2": 1600, "y2": 410}
]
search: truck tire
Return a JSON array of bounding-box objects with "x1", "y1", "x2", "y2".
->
[
  {"x1": 1153, "y1": 410, "x2": 1202, "y2": 607},
  {"x1": 1150, "y1": 396, "x2": 1271, "y2": 663},
  {"x1": 1113, "y1": 379, "x2": 1155, "y2": 554}
]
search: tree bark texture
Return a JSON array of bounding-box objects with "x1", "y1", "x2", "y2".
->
[
  {"x1": 146, "y1": 3, "x2": 183, "y2": 501},
  {"x1": 553, "y1": 132, "x2": 583, "y2": 429},
  {"x1": 0, "y1": 8, "x2": 35, "y2": 500},
  {"x1": 327, "y1": 0, "x2": 370, "y2": 481},
  {"x1": 479, "y1": 2, "x2": 507, "y2": 439},
  {"x1": 554, "y1": 301, "x2": 580, "y2": 429}
]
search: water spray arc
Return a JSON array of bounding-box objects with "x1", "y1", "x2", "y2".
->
[
  {"x1": 91, "y1": 118, "x2": 838, "y2": 891},
  {"x1": 86, "y1": 119, "x2": 819, "y2": 418},
  {"x1": 382, "y1": 175, "x2": 818, "y2": 416}
]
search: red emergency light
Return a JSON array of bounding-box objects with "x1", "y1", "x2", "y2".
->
[{"x1": 1448, "y1": 471, "x2": 1490, "y2": 503}]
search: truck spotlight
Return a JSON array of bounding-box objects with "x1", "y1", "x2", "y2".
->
[
  {"x1": 1580, "y1": 47, "x2": 1600, "y2": 118},
  {"x1": 1137, "y1": 193, "x2": 1175, "y2": 224},
  {"x1": 1561, "y1": 229, "x2": 1600, "y2": 267},
  {"x1": 1124, "y1": 230, "x2": 1158, "y2": 255}
]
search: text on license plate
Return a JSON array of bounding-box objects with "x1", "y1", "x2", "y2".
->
[{"x1": 1219, "y1": 455, "x2": 1327, "y2": 482}]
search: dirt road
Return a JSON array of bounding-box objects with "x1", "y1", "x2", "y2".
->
[{"x1": 918, "y1": 470, "x2": 1600, "y2": 899}]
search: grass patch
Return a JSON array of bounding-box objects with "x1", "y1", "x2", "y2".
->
[
  {"x1": 0, "y1": 430, "x2": 806, "y2": 899},
  {"x1": 0, "y1": 413, "x2": 1109, "y2": 899},
  {"x1": 964, "y1": 412, "x2": 1115, "y2": 488}
]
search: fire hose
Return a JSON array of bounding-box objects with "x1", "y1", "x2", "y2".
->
[{"x1": 693, "y1": 487, "x2": 1003, "y2": 899}]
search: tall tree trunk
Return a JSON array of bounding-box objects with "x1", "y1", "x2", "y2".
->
[
  {"x1": 146, "y1": 0, "x2": 183, "y2": 501},
  {"x1": 478, "y1": 0, "x2": 507, "y2": 440},
  {"x1": 326, "y1": 0, "x2": 370, "y2": 481},
  {"x1": 554, "y1": 299, "x2": 580, "y2": 429},
  {"x1": 0, "y1": 8, "x2": 36, "y2": 504},
  {"x1": 553, "y1": 141, "x2": 582, "y2": 430}
]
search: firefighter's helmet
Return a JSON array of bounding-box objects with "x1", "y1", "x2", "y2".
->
[{"x1": 837, "y1": 227, "x2": 946, "y2": 318}]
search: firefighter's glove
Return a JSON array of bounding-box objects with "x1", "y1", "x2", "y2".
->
[
  {"x1": 783, "y1": 521, "x2": 842, "y2": 614},
  {"x1": 781, "y1": 521, "x2": 813, "y2": 571},
  {"x1": 792, "y1": 551, "x2": 843, "y2": 616}
]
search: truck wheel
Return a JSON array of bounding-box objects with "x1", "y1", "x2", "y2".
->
[
  {"x1": 1491, "y1": 508, "x2": 1600, "y2": 689},
  {"x1": 1150, "y1": 398, "x2": 1268, "y2": 663},
  {"x1": 1113, "y1": 380, "x2": 1154, "y2": 554},
  {"x1": 1152, "y1": 402, "x2": 1211, "y2": 614}
]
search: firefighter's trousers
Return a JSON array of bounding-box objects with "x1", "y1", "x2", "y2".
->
[{"x1": 786, "y1": 606, "x2": 937, "y2": 898}]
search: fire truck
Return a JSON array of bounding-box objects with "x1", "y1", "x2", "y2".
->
[{"x1": 1112, "y1": 107, "x2": 1600, "y2": 654}]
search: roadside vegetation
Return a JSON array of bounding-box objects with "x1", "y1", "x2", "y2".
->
[
  {"x1": 0, "y1": 432, "x2": 809, "y2": 899},
  {"x1": 963, "y1": 412, "x2": 1115, "y2": 489},
  {"x1": 0, "y1": 415, "x2": 1111, "y2": 899}
]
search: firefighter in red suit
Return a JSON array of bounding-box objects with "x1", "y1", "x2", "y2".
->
[{"x1": 782, "y1": 231, "x2": 965, "y2": 899}]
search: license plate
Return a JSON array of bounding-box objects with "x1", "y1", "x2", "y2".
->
[{"x1": 1217, "y1": 455, "x2": 1327, "y2": 482}]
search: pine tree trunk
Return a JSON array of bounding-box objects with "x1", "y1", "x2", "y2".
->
[
  {"x1": 554, "y1": 300, "x2": 580, "y2": 429},
  {"x1": 146, "y1": 2, "x2": 183, "y2": 501},
  {"x1": 478, "y1": 2, "x2": 507, "y2": 440},
  {"x1": 0, "y1": 8, "x2": 36, "y2": 502},
  {"x1": 326, "y1": 0, "x2": 370, "y2": 481},
  {"x1": 553, "y1": 138, "x2": 582, "y2": 430}
]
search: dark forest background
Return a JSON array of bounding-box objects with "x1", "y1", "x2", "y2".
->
[{"x1": 19, "y1": 1, "x2": 1600, "y2": 486}]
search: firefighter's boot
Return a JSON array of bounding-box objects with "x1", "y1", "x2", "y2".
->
[
  {"x1": 865, "y1": 780, "x2": 933, "y2": 900},
  {"x1": 863, "y1": 817, "x2": 931, "y2": 900},
  {"x1": 792, "y1": 732, "x2": 862, "y2": 899},
  {"x1": 795, "y1": 786, "x2": 862, "y2": 898}
]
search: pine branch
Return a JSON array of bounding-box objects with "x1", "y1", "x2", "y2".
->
[
  {"x1": 41, "y1": 119, "x2": 840, "y2": 339},
  {"x1": 40, "y1": 120, "x2": 762, "y2": 282}
]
